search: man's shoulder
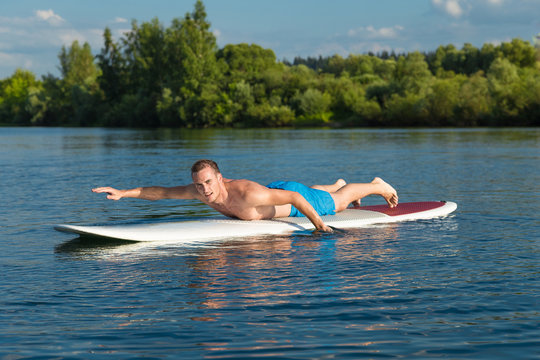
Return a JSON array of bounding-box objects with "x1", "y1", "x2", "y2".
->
[
  {"x1": 227, "y1": 178, "x2": 264, "y2": 189},
  {"x1": 227, "y1": 179, "x2": 269, "y2": 199}
]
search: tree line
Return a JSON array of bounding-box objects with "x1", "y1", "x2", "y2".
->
[{"x1": 1, "y1": 0, "x2": 539, "y2": 128}]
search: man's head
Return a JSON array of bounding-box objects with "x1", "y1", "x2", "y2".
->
[
  {"x1": 191, "y1": 159, "x2": 222, "y2": 202},
  {"x1": 191, "y1": 159, "x2": 220, "y2": 175}
]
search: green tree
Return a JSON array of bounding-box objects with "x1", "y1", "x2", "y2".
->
[
  {"x1": 387, "y1": 52, "x2": 432, "y2": 124},
  {"x1": 291, "y1": 88, "x2": 332, "y2": 126},
  {"x1": 123, "y1": 18, "x2": 166, "y2": 95},
  {"x1": 520, "y1": 67, "x2": 540, "y2": 125},
  {"x1": 0, "y1": 69, "x2": 43, "y2": 124},
  {"x1": 96, "y1": 27, "x2": 127, "y2": 103},
  {"x1": 325, "y1": 55, "x2": 346, "y2": 75},
  {"x1": 487, "y1": 58, "x2": 525, "y2": 121},
  {"x1": 426, "y1": 76, "x2": 463, "y2": 125},
  {"x1": 427, "y1": 45, "x2": 447, "y2": 75},
  {"x1": 440, "y1": 44, "x2": 462, "y2": 74},
  {"x1": 455, "y1": 72, "x2": 492, "y2": 125},
  {"x1": 176, "y1": 2, "x2": 218, "y2": 96},
  {"x1": 385, "y1": 91, "x2": 429, "y2": 126},
  {"x1": 59, "y1": 41, "x2": 100, "y2": 88},
  {"x1": 372, "y1": 57, "x2": 396, "y2": 81},
  {"x1": 498, "y1": 38, "x2": 537, "y2": 68},
  {"x1": 218, "y1": 43, "x2": 277, "y2": 82},
  {"x1": 57, "y1": 40, "x2": 102, "y2": 125},
  {"x1": 344, "y1": 54, "x2": 374, "y2": 76},
  {"x1": 279, "y1": 65, "x2": 316, "y2": 105},
  {"x1": 462, "y1": 43, "x2": 481, "y2": 75},
  {"x1": 366, "y1": 79, "x2": 396, "y2": 110},
  {"x1": 159, "y1": 0, "x2": 220, "y2": 126},
  {"x1": 479, "y1": 43, "x2": 498, "y2": 72},
  {"x1": 25, "y1": 85, "x2": 51, "y2": 125},
  {"x1": 329, "y1": 75, "x2": 381, "y2": 125},
  {"x1": 119, "y1": 18, "x2": 165, "y2": 126},
  {"x1": 246, "y1": 102, "x2": 295, "y2": 127},
  {"x1": 394, "y1": 52, "x2": 432, "y2": 94}
]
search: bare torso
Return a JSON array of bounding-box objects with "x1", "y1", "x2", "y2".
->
[{"x1": 196, "y1": 179, "x2": 292, "y2": 220}]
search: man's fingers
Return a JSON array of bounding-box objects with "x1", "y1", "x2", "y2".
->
[
  {"x1": 312, "y1": 226, "x2": 348, "y2": 235},
  {"x1": 328, "y1": 226, "x2": 346, "y2": 233},
  {"x1": 93, "y1": 187, "x2": 115, "y2": 194},
  {"x1": 92, "y1": 187, "x2": 109, "y2": 193},
  {"x1": 92, "y1": 187, "x2": 121, "y2": 200},
  {"x1": 312, "y1": 225, "x2": 335, "y2": 234}
]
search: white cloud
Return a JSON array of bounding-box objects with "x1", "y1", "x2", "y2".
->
[
  {"x1": 35, "y1": 9, "x2": 65, "y2": 26},
  {"x1": 1, "y1": 12, "x2": 104, "y2": 48},
  {"x1": 114, "y1": 17, "x2": 128, "y2": 24},
  {"x1": 0, "y1": 10, "x2": 109, "y2": 77},
  {"x1": 446, "y1": 0, "x2": 464, "y2": 17},
  {"x1": 432, "y1": 0, "x2": 511, "y2": 19},
  {"x1": 348, "y1": 25, "x2": 404, "y2": 39},
  {"x1": 432, "y1": 0, "x2": 469, "y2": 18},
  {"x1": 213, "y1": 29, "x2": 221, "y2": 39}
]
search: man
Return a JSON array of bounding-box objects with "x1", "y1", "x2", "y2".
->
[{"x1": 92, "y1": 159, "x2": 398, "y2": 233}]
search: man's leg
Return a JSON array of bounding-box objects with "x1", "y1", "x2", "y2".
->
[
  {"x1": 310, "y1": 179, "x2": 364, "y2": 207},
  {"x1": 310, "y1": 179, "x2": 346, "y2": 193},
  {"x1": 327, "y1": 177, "x2": 398, "y2": 212}
]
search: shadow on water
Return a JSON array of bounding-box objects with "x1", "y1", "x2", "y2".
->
[{"x1": 55, "y1": 235, "x2": 137, "y2": 254}]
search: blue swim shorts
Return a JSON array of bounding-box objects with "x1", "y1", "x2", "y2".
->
[{"x1": 266, "y1": 181, "x2": 336, "y2": 217}]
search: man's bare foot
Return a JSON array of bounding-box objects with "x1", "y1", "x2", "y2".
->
[{"x1": 372, "y1": 177, "x2": 398, "y2": 208}]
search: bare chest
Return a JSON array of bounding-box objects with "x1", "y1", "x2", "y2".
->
[{"x1": 208, "y1": 201, "x2": 276, "y2": 220}]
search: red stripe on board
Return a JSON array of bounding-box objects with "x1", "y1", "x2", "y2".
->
[{"x1": 354, "y1": 201, "x2": 446, "y2": 216}]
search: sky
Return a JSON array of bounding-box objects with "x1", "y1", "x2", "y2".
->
[{"x1": 1, "y1": 0, "x2": 540, "y2": 78}]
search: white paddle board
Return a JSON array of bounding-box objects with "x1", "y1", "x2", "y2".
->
[{"x1": 55, "y1": 201, "x2": 457, "y2": 243}]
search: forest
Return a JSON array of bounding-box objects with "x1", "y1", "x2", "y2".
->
[{"x1": 1, "y1": 0, "x2": 539, "y2": 128}]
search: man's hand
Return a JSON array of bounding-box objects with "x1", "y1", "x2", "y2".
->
[
  {"x1": 92, "y1": 187, "x2": 126, "y2": 201},
  {"x1": 314, "y1": 224, "x2": 334, "y2": 233}
]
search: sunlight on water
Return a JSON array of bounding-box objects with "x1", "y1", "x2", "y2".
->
[{"x1": 1, "y1": 127, "x2": 538, "y2": 359}]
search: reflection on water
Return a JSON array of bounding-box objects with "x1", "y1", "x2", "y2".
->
[
  {"x1": 1, "y1": 127, "x2": 539, "y2": 359},
  {"x1": 53, "y1": 221, "x2": 409, "y2": 321}
]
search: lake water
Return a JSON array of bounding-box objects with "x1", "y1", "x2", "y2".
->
[{"x1": 1, "y1": 127, "x2": 539, "y2": 359}]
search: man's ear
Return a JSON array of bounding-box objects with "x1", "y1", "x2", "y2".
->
[{"x1": 217, "y1": 173, "x2": 223, "y2": 182}]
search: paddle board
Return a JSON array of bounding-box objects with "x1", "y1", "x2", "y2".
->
[{"x1": 55, "y1": 201, "x2": 457, "y2": 242}]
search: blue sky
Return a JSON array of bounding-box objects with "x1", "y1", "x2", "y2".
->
[{"x1": 1, "y1": 0, "x2": 539, "y2": 78}]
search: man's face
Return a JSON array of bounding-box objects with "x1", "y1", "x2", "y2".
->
[{"x1": 192, "y1": 167, "x2": 222, "y2": 203}]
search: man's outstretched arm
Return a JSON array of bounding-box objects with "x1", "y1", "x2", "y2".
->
[{"x1": 92, "y1": 185, "x2": 197, "y2": 201}]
